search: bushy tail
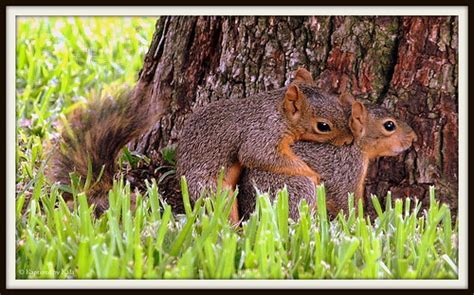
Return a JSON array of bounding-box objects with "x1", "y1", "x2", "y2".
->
[{"x1": 48, "y1": 87, "x2": 159, "y2": 214}]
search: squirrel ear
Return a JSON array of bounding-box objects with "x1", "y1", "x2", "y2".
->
[
  {"x1": 338, "y1": 92, "x2": 355, "y2": 108},
  {"x1": 283, "y1": 84, "x2": 305, "y2": 117},
  {"x1": 293, "y1": 68, "x2": 314, "y2": 84},
  {"x1": 350, "y1": 101, "x2": 368, "y2": 138}
]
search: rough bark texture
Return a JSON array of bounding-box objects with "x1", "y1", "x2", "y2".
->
[{"x1": 129, "y1": 16, "x2": 458, "y2": 215}]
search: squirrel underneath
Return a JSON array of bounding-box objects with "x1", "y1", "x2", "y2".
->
[
  {"x1": 176, "y1": 68, "x2": 354, "y2": 223},
  {"x1": 238, "y1": 94, "x2": 417, "y2": 220}
]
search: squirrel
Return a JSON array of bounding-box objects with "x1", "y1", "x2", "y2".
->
[
  {"x1": 47, "y1": 86, "x2": 162, "y2": 215},
  {"x1": 176, "y1": 68, "x2": 354, "y2": 223},
  {"x1": 237, "y1": 94, "x2": 417, "y2": 220}
]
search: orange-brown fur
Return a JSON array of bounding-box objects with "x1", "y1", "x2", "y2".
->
[
  {"x1": 354, "y1": 158, "x2": 370, "y2": 205},
  {"x1": 274, "y1": 134, "x2": 320, "y2": 183},
  {"x1": 224, "y1": 162, "x2": 243, "y2": 223}
]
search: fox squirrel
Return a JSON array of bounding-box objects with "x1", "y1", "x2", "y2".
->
[
  {"x1": 176, "y1": 68, "x2": 353, "y2": 223},
  {"x1": 47, "y1": 87, "x2": 162, "y2": 214},
  {"x1": 238, "y1": 94, "x2": 417, "y2": 220}
]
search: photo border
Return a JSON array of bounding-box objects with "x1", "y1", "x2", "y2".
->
[{"x1": 2, "y1": 3, "x2": 471, "y2": 292}]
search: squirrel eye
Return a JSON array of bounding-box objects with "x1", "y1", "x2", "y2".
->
[
  {"x1": 383, "y1": 121, "x2": 396, "y2": 132},
  {"x1": 316, "y1": 122, "x2": 332, "y2": 133}
]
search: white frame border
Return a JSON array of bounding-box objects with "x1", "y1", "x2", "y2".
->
[{"x1": 6, "y1": 6, "x2": 468, "y2": 289}]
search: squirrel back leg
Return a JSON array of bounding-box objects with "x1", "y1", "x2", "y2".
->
[{"x1": 223, "y1": 162, "x2": 243, "y2": 224}]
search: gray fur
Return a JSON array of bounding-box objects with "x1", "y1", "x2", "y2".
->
[
  {"x1": 238, "y1": 105, "x2": 398, "y2": 220},
  {"x1": 238, "y1": 142, "x2": 363, "y2": 220},
  {"x1": 176, "y1": 86, "x2": 349, "y2": 202}
]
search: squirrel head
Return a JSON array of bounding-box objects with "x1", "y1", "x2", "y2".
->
[
  {"x1": 282, "y1": 68, "x2": 354, "y2": 146},
  {"x1": 348, "y1": 100, "x2": 417, "y2": 159}
]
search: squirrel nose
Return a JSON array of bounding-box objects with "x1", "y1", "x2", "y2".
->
[{"x1": 410, "y1": 131, "x2": 418, "y2": 143}]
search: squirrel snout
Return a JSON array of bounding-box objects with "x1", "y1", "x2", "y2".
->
[{"x1": 409, "y1": 131, "x2": 418, "y2": 143}]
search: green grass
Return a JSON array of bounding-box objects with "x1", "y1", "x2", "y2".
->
[
  {"x1": 16, "y1": 176, "x2": 458, "y2": 279},
  {"x1": 16, "y1": 16, "x2": 156, "y2": 189},
  {"x1": 15, "y1": 16, "x2": 458, "y2": 280}
]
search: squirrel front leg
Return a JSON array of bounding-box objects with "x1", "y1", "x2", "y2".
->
[
  {"x1": 272, "y1": 138, "x2": 321, "y2": 185},
  {"x1": 270, "y1": 158, "x2": 321, "y2": 185},
  {"x1": 239, "y1": 134, "x2": 321, "y2": 185}
]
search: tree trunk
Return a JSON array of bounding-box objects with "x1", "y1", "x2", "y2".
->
[{"x1": 129, "y1": 16, "x2": 458, "y2": 215}]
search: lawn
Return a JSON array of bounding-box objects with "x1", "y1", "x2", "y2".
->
[{"x1": 15, "y1": 16, "x2": 458, "y2": 280}]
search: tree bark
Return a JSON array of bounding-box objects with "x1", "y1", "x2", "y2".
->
[{"x1": 129, "y1": 16, "x2": 458, "y2": 214}]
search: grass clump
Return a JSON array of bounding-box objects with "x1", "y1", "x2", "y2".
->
[{"x1": 16, "y1": 176, "x2": 458, "y2": 279}]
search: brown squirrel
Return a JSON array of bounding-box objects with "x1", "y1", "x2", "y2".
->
[
  {"x1": 47, "y1": 87, "x2": 162, "y2": 214},
  {"x1": 238, "y1": 94, "x2": 417, "y2": 220},
  {"x1": 176, "y1": 68, "x2": 354, "y2": 223}
]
